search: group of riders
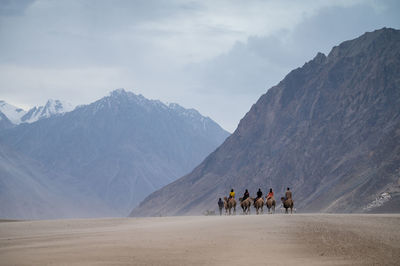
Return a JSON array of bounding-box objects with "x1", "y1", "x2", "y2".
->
[{"x1": 217, "y1": 187, "x2": 293, "y2": 215}]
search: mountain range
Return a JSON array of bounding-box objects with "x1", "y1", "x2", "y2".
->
[
  {"x1": 0, "y1": 89, "x2": 229, "y2": 219},
  {"x1": 131, "y1": 28, "x2": 400, "y2": 217},
  {"x1": 0, "y1": 99, "x2": 73, "y2": 129}
]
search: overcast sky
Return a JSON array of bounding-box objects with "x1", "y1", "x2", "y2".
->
[{"x1": 0, "y1": 0, "x2": 399, "y2": 131}]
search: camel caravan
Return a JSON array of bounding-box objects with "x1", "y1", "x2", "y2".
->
[{"x1": 218, "y1": 187, "x2": 294, "y2": 215}]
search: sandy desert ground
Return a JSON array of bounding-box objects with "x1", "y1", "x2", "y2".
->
[{"x1": 0, "y1": 213, "x2": 399, "y2": 265}]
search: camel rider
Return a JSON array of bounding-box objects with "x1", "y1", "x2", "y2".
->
[
  {"x1": 242, "y1": 189, "x2": 250, "y2": 201},
  {"x1": 285, "y1": 187, "x2": 292, "y2": 201},
  {"x1": 266, "y1": 188, "x2": 274, "y2": 200},
  {"x1": 254, "y1": 188, "x2": 263, "y2": 204},
  {"x1": 228, "y1": 189, "x2": 235, "y2": 200}
]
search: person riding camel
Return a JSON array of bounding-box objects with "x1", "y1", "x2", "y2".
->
[
  {"x1": 228, "y1": 189, "x2": 235, "y2": 200},
  {"x1": 242, "y1": 189, "x2": 250, "y2": 202},
  {"x1": 266, "y1": 188, "x2": 274, "y2": 200},
  {"x1": 254, "y1": 188, "x2": 263, "y2": 204},
  {"x1": 285, "y1": 187, "x2": 292, "y2": 201}
]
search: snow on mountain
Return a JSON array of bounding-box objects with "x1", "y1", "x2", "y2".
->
[
  {"x1": 100, "y1": 89, "x2": 220, "y2": 133},
  {"x1": 0, "y1": 100, "x2": 26, "y2": 124},
  {"x1": 21, "y1": 99, "x2": 74, "y2": 123},
  {"x1": 168, "y1": 103, "x2": 214, "y2": 131},
  {"x1": 0, "y1": 99, "x2": 74, "y2": 125},
  {"x1": 0, "y1": 88, "x2": 230, "y2": 217}
]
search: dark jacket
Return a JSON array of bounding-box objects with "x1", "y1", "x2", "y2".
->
[
  {"x1": 257, "y1": 190, "x2": 263, "y2": 198},
  {"x1": 243, "y1": 191, "x2": 250, "y2": 200},
  {"x1": 218, "y1": 199, "x2": 224, "y2": 208}
]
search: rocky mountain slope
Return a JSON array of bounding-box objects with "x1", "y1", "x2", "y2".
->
[
  {"x1": 131, "y1": 28, "x2": 400, "y2": 217},
  {"x1": 0, "y1": 89, "x2": 229, "y2": 218},
  {"x1": 0, "y1": 112, "x2": 14, "y2": 130}
]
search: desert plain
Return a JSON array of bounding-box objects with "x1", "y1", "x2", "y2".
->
[{"x1": 0, "y1": 213, "x2": 399, "y2": 265}]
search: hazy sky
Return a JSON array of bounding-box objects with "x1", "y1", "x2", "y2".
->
[{"x1": 1, "y1": 0, "x2": 399, "y2": 131}]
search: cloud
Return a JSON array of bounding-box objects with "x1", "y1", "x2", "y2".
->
[
  {"x1": 0, "y1": 0, "x2": 186, "y2": 67},
  {"x1": 181, "y1": 1, "x2": 400, "y2": 131},
  {"x1": 0, "y1": 0, "x2": 35, "y2": 16},
  {"x1": 0, "y1": 0, "x2": 344, "y2": 67},
  {"x1": 0, "y1": 0, "x2": 399, "y2": 132},
  {"x1": 0, "y1": 65, "x2": 127, "y2": 108}
]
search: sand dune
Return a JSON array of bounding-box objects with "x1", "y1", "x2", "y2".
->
[{"x1": 0, "y1": 214, "x2": 399, "y2": 265}]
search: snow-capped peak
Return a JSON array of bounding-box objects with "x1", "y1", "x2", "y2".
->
[
  {"x1": 0, "y1": 99, "x2": 75, "y2": 125},
  {"x1": 45, "y1": 99, "x2": 74, "y2": 114},
  {"x1": 106, "y1": 88, "x2": 160, "y2": 108},
  {"x1": 21, "y1": 99, "x2": 74, "y2": 123},
  {"x1": 0, "y1": 100, "x2": 27, "y2": 124},
  {"x1": 109, "y1": 88, "x2": 128, "y2": 97}
]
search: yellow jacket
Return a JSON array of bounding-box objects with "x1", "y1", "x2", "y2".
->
[{"x1": 229, "y1": 191, "x2": 235, "y2": 198}]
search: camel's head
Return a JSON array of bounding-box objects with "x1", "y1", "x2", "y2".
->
[
  {"x1": 281, "y1": 197, "x2": 285, "y2": 202},
  {"x1": 223, "y1": 196, "x2": 228, "y2": 201}
]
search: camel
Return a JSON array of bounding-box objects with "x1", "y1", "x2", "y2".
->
[
  {"x1": 239, "y1": 197, "x2": 253, "y2": 215},
  {"x1": 254, "y1": 197, "x2": 264, "y2": 215},
  {"x1": 224, "y1": 197, "x2": 236, "y2": 215},
  {"x1": 265, "y1": 197, "x2": 276, "y2": 214},
  {"x1": 281, "y1": 197, "x2": 294, "y2": 214}
]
